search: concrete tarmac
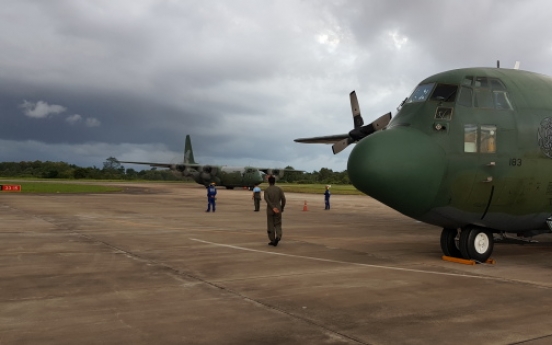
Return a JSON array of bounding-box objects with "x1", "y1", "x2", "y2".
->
[{"x1": 2, "y1": 182, "x2": 552, "y2": 345}]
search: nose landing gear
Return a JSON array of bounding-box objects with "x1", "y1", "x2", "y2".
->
[{"x1": 440, "y1": 226, "x2": 494, "y2": 262}]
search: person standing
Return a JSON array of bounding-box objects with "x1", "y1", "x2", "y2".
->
[
  {"x1": 264, "y1": 176, "x2": 286, "y2": 246},
  {"x1": 206, "y1": 182, "x2": 217, "y2": 212},
  {"x1": 252, "y1": 183, "x2": 262, "y2": 211},
  {"x1": 324, "y1": 185, "x2": 331, "y2": 210}
]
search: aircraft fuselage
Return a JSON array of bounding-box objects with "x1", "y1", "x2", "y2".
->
[
  {"x1": 348, "y1": 68, "x2": 552, "y2": 233},
  {"x1": 186, "y1": 165, "x2": 264, "y2": 189}
]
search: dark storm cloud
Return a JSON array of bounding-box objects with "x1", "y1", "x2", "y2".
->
[{"x1": 2, "y1": 0, "x2": 552, "y2": 171}]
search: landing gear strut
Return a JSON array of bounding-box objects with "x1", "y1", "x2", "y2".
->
[{"x1": 440, "y1": 226, "x2": 494, "y2": 262}]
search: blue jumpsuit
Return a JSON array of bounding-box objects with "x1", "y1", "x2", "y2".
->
[
  {"x1": 324, "y1": 188, "x2": 331, "y2": 210},
  {"x1": 206, "y1": 185, "x2": 217, "y2": 212}
]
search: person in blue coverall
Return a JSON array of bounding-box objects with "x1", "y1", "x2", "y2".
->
[
  {"x1": 252, "y1": 183, "x2": 262, "y2": 211},
  {"x1": 324, "y1": 185, "x2": 331, "y2": 210},
  {"x1": 206, "y1": 182, "x2": 217, "y2": 212}
]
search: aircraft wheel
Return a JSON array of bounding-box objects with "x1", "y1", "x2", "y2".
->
[
  {"x1": 459, "y1": 227, "x2": 494, "y2": 262},
  {"x1": 440, "y1": 228, "x2": 461, "y2": 257}
]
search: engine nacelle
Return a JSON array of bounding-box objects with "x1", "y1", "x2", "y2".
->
[
  {"x1": 202, "y1": 165, "x2": 218, "y2": 175},
  {"x1": 266, "y1": 169, "x2": 285, "y2": 179},
  {"x1": 199, "y1": 165, "x2": 219, "y2": 185}
]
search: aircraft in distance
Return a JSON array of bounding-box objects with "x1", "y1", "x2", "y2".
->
[
  {"x1": 296, "y1": 66, "x2": 552, "y2": 262},
  {"x1": 119, "y1": 135, "x2": 299, "y2": 189}
]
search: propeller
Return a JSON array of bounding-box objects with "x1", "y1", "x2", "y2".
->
[
  {"x1": 201, "y1": 165, "x2": 218, "y2": 182},
  {"x1": 294, "y1": 90, "x2": 392, "y2": 154},
  {"x1": 332, "y1": 91, "x2": 391, "y2": 154}
]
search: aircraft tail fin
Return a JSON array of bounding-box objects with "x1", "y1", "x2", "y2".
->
[{"x1": 184, "y1": 135, "x2": 197, "y2": 164}]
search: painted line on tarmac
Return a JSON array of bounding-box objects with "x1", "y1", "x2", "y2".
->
[{"x1": 190, "y1": 238, "x2": 498, "y2": 281}]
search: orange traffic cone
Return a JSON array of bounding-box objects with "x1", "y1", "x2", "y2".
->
[{"x1": 302, "y1": 200, "x2": 308, "y2": 211}]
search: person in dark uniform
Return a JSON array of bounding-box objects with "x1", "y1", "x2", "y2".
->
[
  {"x1": 252, "y1": 183, "x2": 262, "y2": 211},
  {"x1": 206, "y1": 182, "x2": 217, "y2": 212},
  {"x1": 264, "y1": 175, "x2": 286, "y2": 246},
  {"x1": 324, "y1": 185, "x2": 331, "y2": 210}
]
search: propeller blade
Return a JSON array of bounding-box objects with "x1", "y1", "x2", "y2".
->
[
  {"x1": 332, "y1": 138, "x2": 351, "y2": 154},
  {"x1": 371, "y1": 112, "x2": 392, "y2": 131},
  {"x1": 350, "y1": 91, "x2": 364, "y2": 128}
]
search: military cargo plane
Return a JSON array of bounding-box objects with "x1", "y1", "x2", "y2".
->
[
  {"x1": 296, "y1": 67, "x2": 552, "y2": 262},
  {"x1": 120, "y1": 135, "x2": 298, "y2": 189}
]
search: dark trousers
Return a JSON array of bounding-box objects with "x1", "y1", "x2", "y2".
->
[
  {"x1": 254, "y1": 198, "x2": 261, "y2": 211},
  {"x1": 266, "y1": 212, "x2": 282, "y2": 242},
  {"x1": 207, "y1": 197, "x2": 216, "y2": 212},
  {"x1": 325, "y1": 198, "x2": 330, "y2": 210}
]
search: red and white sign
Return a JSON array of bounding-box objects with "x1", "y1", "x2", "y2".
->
[{"x1": 1, "y1": 185, "x2": 22, "y2": 192}]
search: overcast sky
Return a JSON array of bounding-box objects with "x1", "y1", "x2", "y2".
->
[{"x1": 2, "y1": 0, "x2": 551, "y2": 172}]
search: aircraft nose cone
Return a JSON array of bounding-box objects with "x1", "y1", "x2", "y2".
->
[{"x1": 347, "y1": 127, "x2": 446, "y2": 219}]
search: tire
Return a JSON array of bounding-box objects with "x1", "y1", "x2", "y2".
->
[
  {"x1": 440, "y1": 228, "x2": 461, "y2": 257},
  {"x1": 459, "y1": 227, "x2": 494, "y2": 262}
]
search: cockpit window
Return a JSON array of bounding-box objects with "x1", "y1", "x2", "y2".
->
[
  {"x1": 430, "y1": 84, "x2": 458, "y2": 102},
  {"x1": 494, "y1": 92, "x2": 513, "y2": 110},
  {"x1": 406, "y1": 83, "x2": 435, "y2": 103},
  {"x1": 474, "y1": 77, "x2": 489, "y2": 88},
  {"x1": 457, "y1": 86, "x2": 473, "y2": 107},
  {"x1": 461, "y1": 76, "x2": 473, "y2": 86},
  {"x1": 474, "y1": 89, "x2": 494, "y2": 108},
  {"x1": 490, "y1": 79, "x2": 506, "y2": 91},
  {"x1": 457, "y1": 76, "x2": 513, "y2": 110}
]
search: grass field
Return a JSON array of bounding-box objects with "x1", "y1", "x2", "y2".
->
[
  {"x1": 0, "y1": 179, "x2": 362, "y2": 195},
  {"x1": 278, "y1": 183, "x2": 363, "y2": 195},
  {"x1": 0, "y1": 181, "x2": 123, "y2": 194}
]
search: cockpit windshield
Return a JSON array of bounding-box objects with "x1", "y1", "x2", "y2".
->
[
  {"x1": 430, "y1": 84, "x2": 458, "y2": 102},
  {"x1": 406, "y1": 82, "x2": 459, "y2": 104},
  {"x1": 406, "y1": 83, "x2": 435, "y2": 103}
]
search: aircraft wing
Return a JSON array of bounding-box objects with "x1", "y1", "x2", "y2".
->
[
  {"x1": 294, "y1": 134, "x2": 349, "y2": 144},
  {"x1": 117, "y1": 160, "x2": 202, "y2": 170},
  {"x1": 258, "y1": 168, "x2": 304, "y2": 174}
]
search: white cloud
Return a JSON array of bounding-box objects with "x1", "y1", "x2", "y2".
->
[
  {"x1": 66, "y1": 114, "x2": 82, "y2": 124},
  {"x1": 4, "y1": 1, "x2": 552, "y2": 173},
  {"x1": 20, "y1": 100, "x2": 67, "y2": 118},
  {"x1": 389, "y1": 31, "x2": 408, "y2": 50},
  {"x1": 85, "y1": 117, "x2": 101, "y2": 127}
]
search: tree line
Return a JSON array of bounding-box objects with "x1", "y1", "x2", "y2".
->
[{"x1": 0, "y1": 157, "x2": 351, "y2": 184}]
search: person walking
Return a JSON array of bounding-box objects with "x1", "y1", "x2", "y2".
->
[
  {"x1": 252, "y1": 183, "x2": 262, "y2": 211},
  {"x1": 206, "y1": 182, "x2": 217, "y2": 212},
  {"x1": 324, "y1": 185, "x2": 331, "y2": 210},
  {"x1": 264, "y1": 175, "x2": 286, "y2": 246}
]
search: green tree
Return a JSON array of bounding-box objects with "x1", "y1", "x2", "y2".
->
[
  {"x1": 318, "y1": 167, "x2": 333, "y2": 183},
  {"x1": 281, "y1": 165, "x2": 303, "y2": 183}
]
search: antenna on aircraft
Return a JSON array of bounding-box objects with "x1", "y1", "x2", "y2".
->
[{"x1": 514, "y1": 61, "x2": 521, "y2": 70}]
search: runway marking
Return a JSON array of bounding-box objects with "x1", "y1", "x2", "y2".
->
[{"x1": 191, "y1": 238, "x2": 498, "y2": 281}]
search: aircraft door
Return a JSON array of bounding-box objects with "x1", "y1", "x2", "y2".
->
[
  {"x1": 463, "y1": 125, "x2": 498, "y2": 221},
  {"x1": 463, "y1": 122, "x2": 523, "y2": 225},
  {"x1": 453, "y1": 77, "x2": 518, "y2": 224}
]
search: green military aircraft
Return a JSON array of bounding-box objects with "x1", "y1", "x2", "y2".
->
[
  {"x1": 296, "y1": 66, "x2": 552, "y2": 262},
  {"x1": 120, "y1": 135, "x2": 298, "y2": 189}
]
